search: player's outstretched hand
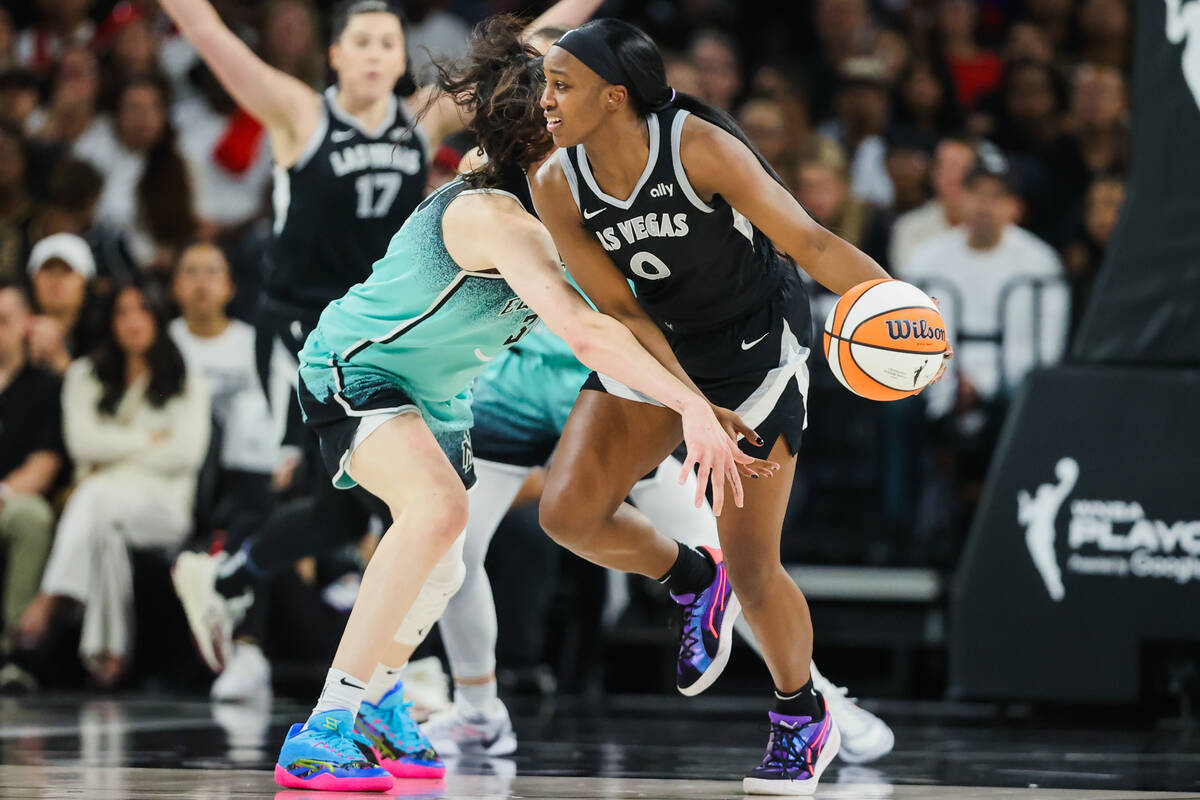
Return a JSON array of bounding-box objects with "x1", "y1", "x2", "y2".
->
[
  {"x1": 678, "y1": 401, "x2": 757, "y2": 516},
  {"x1": 711, "y1": 405, "x2": 780, "y2": 479}
]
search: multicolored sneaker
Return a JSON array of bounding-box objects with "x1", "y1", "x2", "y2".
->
[
  {"x1": 355, "y1": 682, "x2": 446, "y2": 778},
  {"x1": 670, "y1": 545, "x2": 741, "y2": 696},
  {"x1": 743, "y1": 703, "x2": 841, "y2": 795},
  {"x1": 273, "y1": 709, "x2": 394, "y2": 792}
]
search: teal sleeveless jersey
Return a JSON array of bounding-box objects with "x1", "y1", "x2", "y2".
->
[
  {"x1": 298, "y1": 178, "x2": 540, "y2": 429},
  {"x1": 477, "y1": 323, "x2": 585, "y2": 423}
]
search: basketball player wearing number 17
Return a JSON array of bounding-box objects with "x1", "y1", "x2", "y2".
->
[{"x1": 531, "y1": 20, "x2": 949, "y2": 795}]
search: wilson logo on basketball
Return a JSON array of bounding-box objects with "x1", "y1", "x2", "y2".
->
[
  {"x1": 823, "y1": 278, "x2": 949, "y2": 401},
  {"x1": 884, "y1": 319, "x2": 945, "y2": 342}
]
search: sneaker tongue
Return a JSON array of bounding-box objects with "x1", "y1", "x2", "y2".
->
[
  {"x1": 310, "y1": 709, "x2": 354, "y2": 732},
  {"x1": 769, "y1": 710, "x2": 813, "y2": 726},
  {"x1": 378, "y1": 680, "x2": 405, "y2": 707}
]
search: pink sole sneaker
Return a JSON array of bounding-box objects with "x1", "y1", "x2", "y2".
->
[
  {"x1": 376, "y1": 755, "x2": 446, "y2": 779},
  {"x1": 272, "y1": 763, "x2": 395, "y2": 792}
]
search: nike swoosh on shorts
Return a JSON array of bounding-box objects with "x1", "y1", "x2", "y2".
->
[{"x1": 741, "y1": 333, "x2": 769, "y2": 350}]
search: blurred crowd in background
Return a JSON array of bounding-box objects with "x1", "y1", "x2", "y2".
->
[{"x1": 0, "y1": 0, "x2": 1130, "y2": 698}]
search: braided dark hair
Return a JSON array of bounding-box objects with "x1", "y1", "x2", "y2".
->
[{"x1": 421, "y1": 15, "x2": 553, "y2": 188}]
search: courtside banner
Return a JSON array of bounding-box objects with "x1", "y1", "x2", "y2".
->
[
  {"x1": 1073, "y1": 0, "x2": 1200, "y2": 364},
  {"x1": 950, "y1": 367, "x2": 1200, "y2": 703}
]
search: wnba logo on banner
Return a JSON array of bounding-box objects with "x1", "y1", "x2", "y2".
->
[
  {"x1": 1165, "y1": 0, "x2": 1200, "y2": 111},
  {"x1": 1017, "y1": 457, "x2": 1200, "y2": 601}
]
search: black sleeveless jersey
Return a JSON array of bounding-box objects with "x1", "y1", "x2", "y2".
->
[
  {"x1": 557, "y1": 106, "x2": 797, "y2": 333},
  {"x1": 265, "y1": 87, "x2": 429, "y2": 318}
]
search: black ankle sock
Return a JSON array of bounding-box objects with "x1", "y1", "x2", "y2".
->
[
  {"x1": 659, "y1": 543, "x2": 716, "y2": 596},
  {"x1": 774, "y1": 678, "x2": 825, "y2": 720}
]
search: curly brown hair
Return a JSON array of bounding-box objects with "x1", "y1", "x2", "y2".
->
[{"x1": 422, "y1": 15, "x2": 553, "y2": 189}]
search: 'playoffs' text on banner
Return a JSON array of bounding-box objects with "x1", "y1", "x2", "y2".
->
[{"x1": 1019, "y1": 457, "x2": 1200, "y2": 601}]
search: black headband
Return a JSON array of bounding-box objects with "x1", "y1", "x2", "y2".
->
[
  {"x1": 554, "y1": 27, "x2": 627, "y2": 87},
  {"x1": 553, "y1": 27, "x2": 675, "y2": 111}
]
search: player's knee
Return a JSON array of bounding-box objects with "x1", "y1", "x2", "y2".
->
[
  {"x1": 397, "y1": 487, "x2": 468, "y2": 549},
  {"x1": 538, "y1": 490, "x2": 590, "y2": 548},
  {"x1": 725, "y1": 556, "x2": 786, "y2": 608},
  {"x1": 426, "y1": 495, "x2": 470, "y2": 546}
]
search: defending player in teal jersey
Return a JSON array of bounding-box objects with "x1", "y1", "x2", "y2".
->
[{"x1": 274, "y1": 16, "x2": 775, "y2": 794}]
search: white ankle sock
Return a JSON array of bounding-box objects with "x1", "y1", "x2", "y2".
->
[
  {"x1": 457, "y1": 680, "x2": 498, "y2": 715},
  {"x1": 364, "y1": 663, "x2": 404, "y2": 706},
  {"x1": 308, "y1": 667, "x2": 367, "y2": 724}
]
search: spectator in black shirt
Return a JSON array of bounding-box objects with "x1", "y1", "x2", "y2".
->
[{"x1": 0, "y1": 282, "x2": 63, "y2": 675}]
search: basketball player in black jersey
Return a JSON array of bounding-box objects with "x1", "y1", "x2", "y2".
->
[
  {"x1": 156, "y1": 0, "x2": 604, "y2": 697},
  {"x1": 528, "y1": 21, "x2": 944, "y2": 795}
]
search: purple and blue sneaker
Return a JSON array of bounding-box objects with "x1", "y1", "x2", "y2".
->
[
  {"x1": 743, "y1": 701, "x2": 841, "y2": 795},
  {"x1": 273, "y1": 709, "x2": 394, "y2": 792},
  {"x1": 670, "y1": 545, "x2": 741, "y2": 696}
]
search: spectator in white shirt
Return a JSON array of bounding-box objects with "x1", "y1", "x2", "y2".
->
[
  {"x1": 168, "y1": 243, "x2": 277, "y2": 479},
  {"x1": 72, "y1": 75, "x2": 199, "y2": 271},
  {"x1": 172, "y1": 65, "x2": 272, "y2": 235},
  {"x1": 19, "y1": 279, "x2": 209, "y2": 688},
  {"x1": 902, "y1": 149, "x2": 1069, "y2": 418},
  {"x1": 890, "y1": 136, "x2": 975, "y2": 270}
]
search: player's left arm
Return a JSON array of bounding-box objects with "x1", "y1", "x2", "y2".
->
[{"x1": 679, "y1": 117, "x2": 890, "y2": 295}]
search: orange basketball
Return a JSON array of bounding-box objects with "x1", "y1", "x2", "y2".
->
[{"x1": 823, "y1": 278, "x2": 949, "y2": 401}]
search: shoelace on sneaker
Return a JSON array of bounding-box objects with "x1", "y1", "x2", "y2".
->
[
  {"x1": 376, "y1": 698, "x2": 432, "y2": 753},
  {"x1": 759, "y1": 720, "x2": 820, "y2": 776},
  {"x1": 677, "y1": 599, "x2": 705, "y2": 663},
  {"x1": 312, "y1": 724, "x2": 376, "y2": 764}
]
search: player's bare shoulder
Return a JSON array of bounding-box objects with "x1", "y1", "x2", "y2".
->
[
  {"x1": 528, "y1": 153, "x2": 577, "y2": 217},
  {"x1": 676, "y1": 112, "x2": 747, "y2": 193},
  {"x1": 444, "y1": 188, "x2": 529, "y2": 235}
]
